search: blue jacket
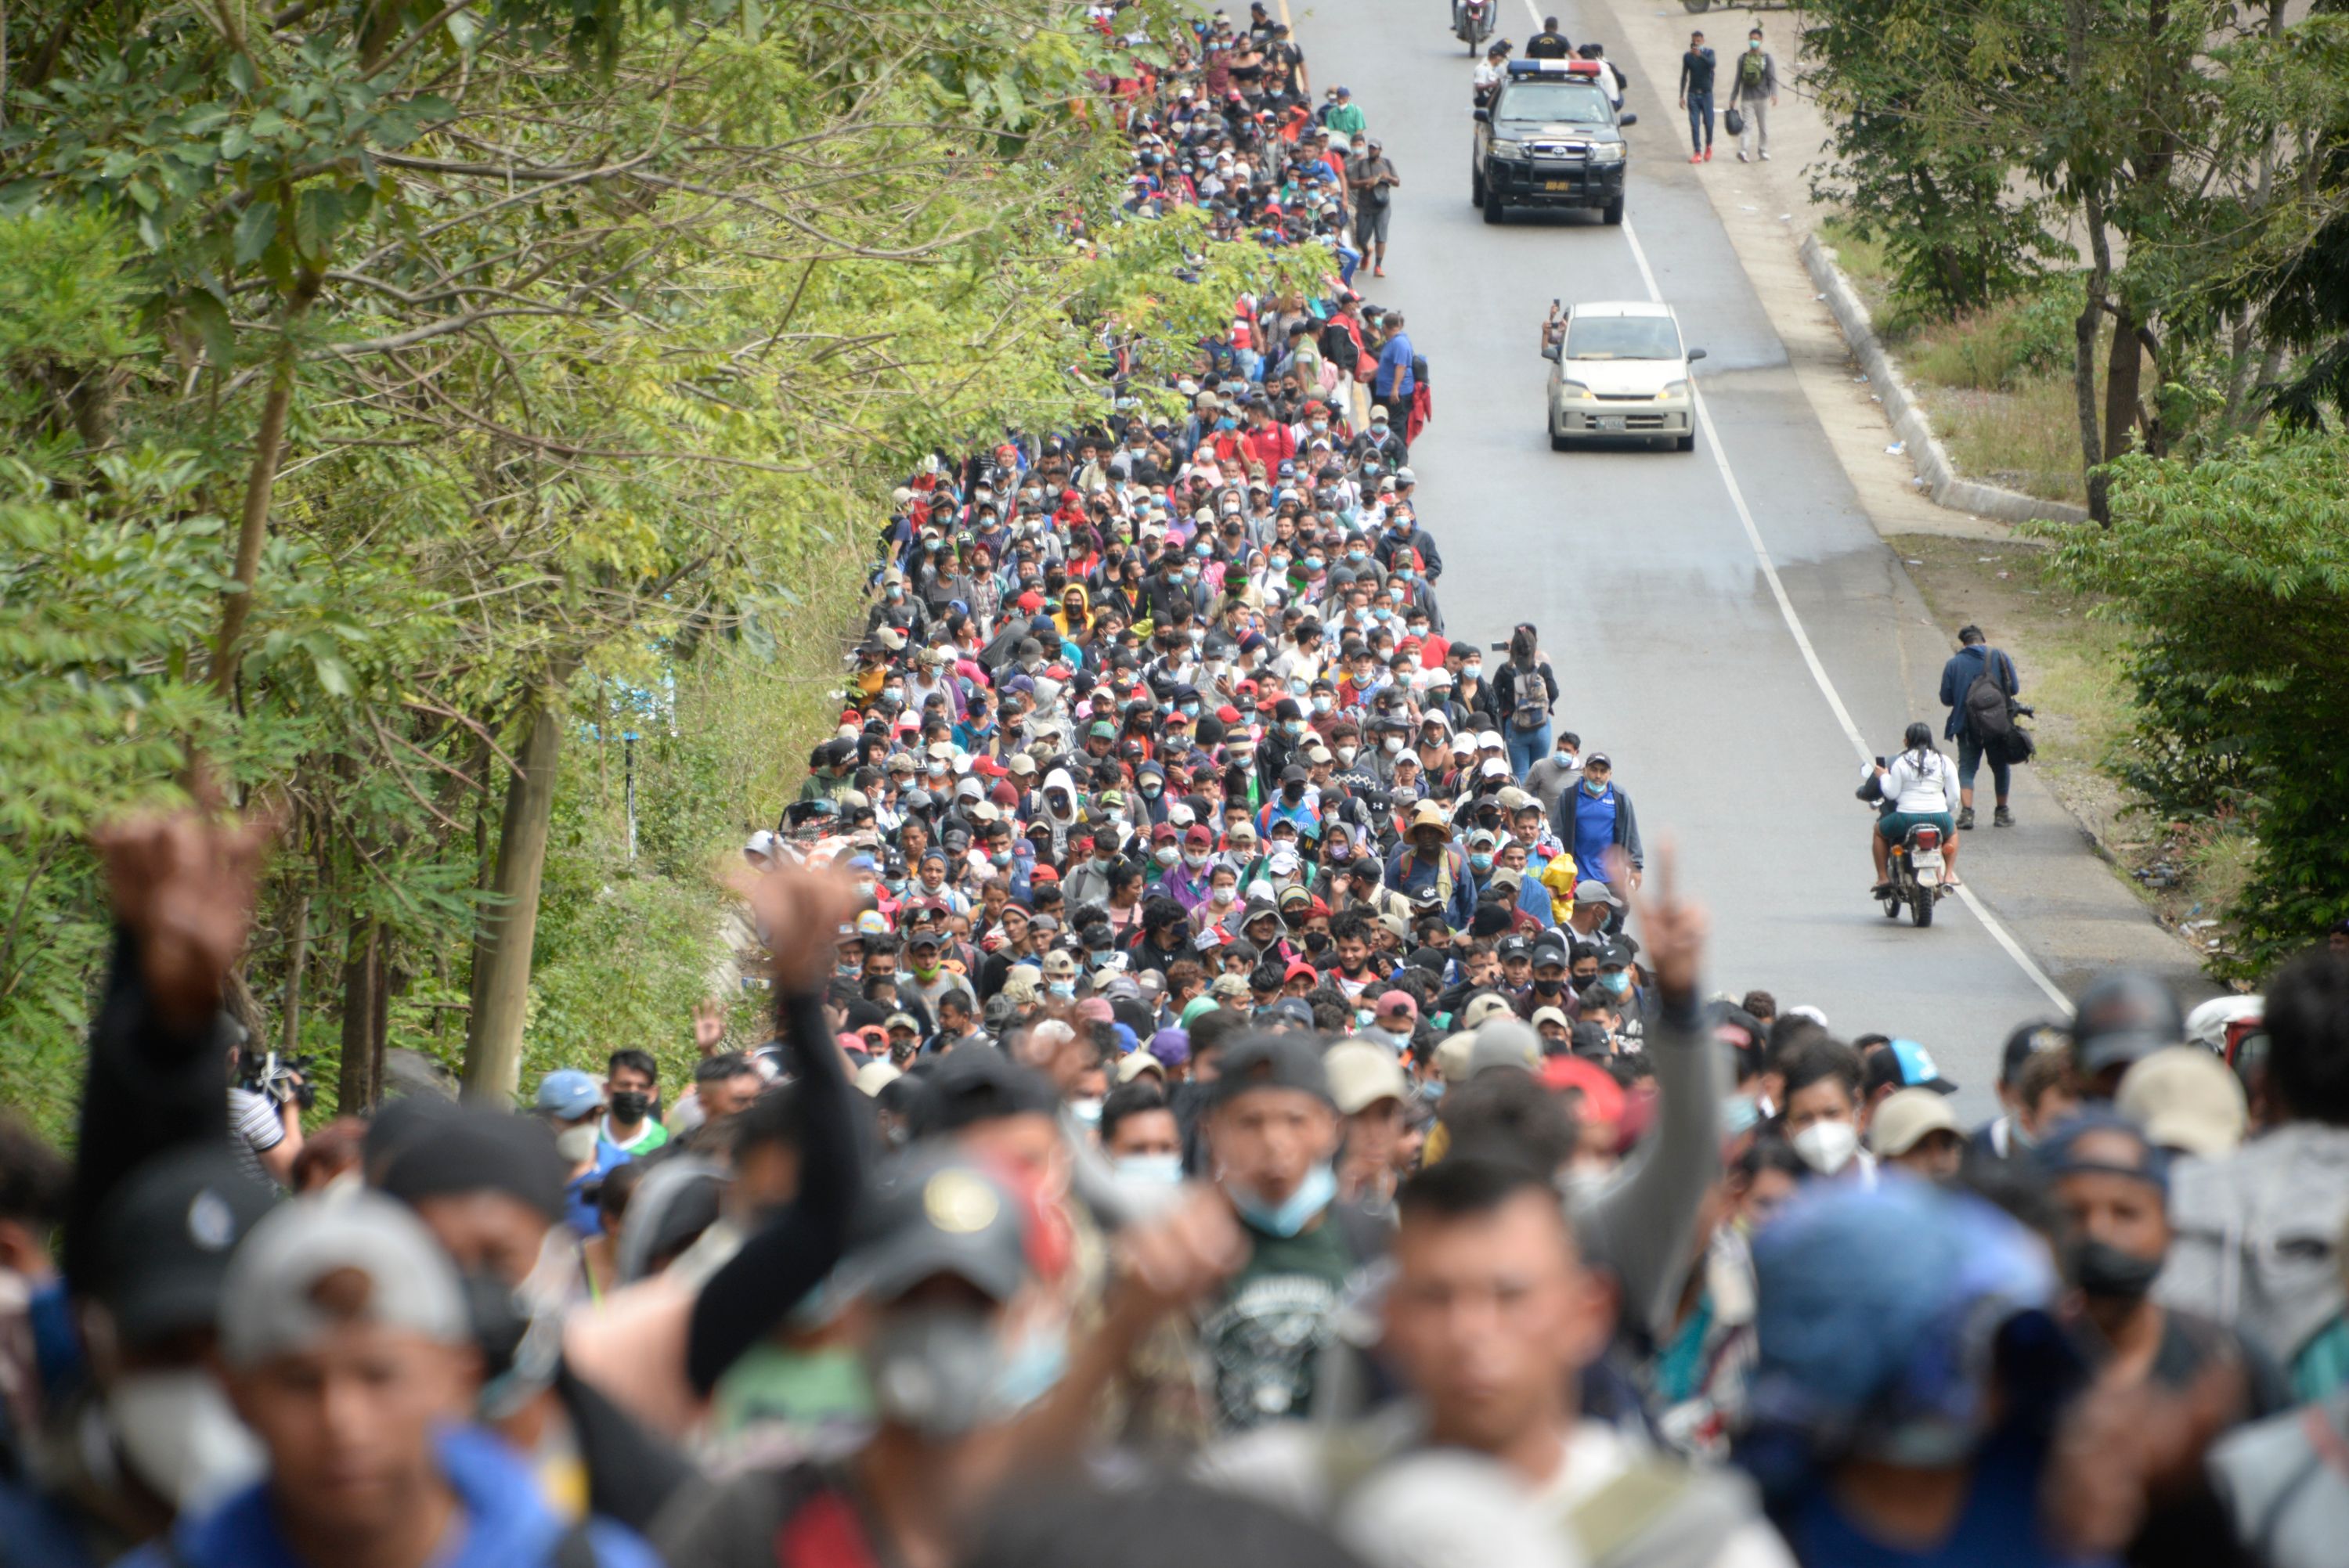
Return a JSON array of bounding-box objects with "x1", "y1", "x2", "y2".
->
[
  {"x1": 1938, "y1": 644, "x2": 2020, "y2": 740},
  {"x1": 117, "y1": 1426, "x2": 660, "y2": 1568}
]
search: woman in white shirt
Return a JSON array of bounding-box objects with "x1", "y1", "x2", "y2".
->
[{"x1": 1870, "y1": 721, "x2": 1962, "y2": 892}]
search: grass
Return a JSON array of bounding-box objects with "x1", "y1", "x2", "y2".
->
[{"x1": 1919, "y1": 379, "x2": 2091, "y2": 505}]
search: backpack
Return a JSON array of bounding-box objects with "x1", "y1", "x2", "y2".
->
[
  {"x1": 1962, "y1": 651, "x2": 2015, "y2": 741},
  {"x1": 1508, "y1": 662, "x2": 1553, "y2": 732},
  {"x1": 1738, "y1": 49, "x2": 1766, "y2": 89}
]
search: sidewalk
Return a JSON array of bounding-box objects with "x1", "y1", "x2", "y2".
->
[{"x1": 1589, "y1": 0, "x2": 2011, "y2": 542}]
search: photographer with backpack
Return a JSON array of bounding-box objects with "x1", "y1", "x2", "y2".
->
[{"x1": 1939, "y1": 625, "x2": 2022, "y2": 830}]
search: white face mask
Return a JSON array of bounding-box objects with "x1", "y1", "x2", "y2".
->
[
  {"x1": 1211, "y1": 885, "x2": 1236, "y2": 905},
  {"x1": 1792, "y1": 1119, "x2": 1860, "y2": 1176},
  {"x1": 1382, "y1": 737, "x2": 1404, "y2": 755},
  {"x1": 1184, "y1": 850, "x2": 1213, "y2": 870},
  {"x1": 107, "y1": 1369, "x2": 267, "y2": 1513},
  {"x1": 554, "y1": 1123, "x2": 601, "y2": 1164},
  {"x1": 1154, "y1": 845, "x2": 1181, "y2": 867}
]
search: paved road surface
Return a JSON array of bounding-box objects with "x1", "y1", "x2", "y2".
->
[{"x1": 1298, "y1": 0, "x2": 2202, "y2": 1112}]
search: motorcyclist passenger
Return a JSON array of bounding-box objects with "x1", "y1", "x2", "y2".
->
[{"x1": 1868, "y1": 721, "x2": 1961, "y2": 895}]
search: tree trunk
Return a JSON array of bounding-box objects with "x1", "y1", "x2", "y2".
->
[
  {"x1": 211, "y1": 277, "x2": 317, "y2": 699},
  {"x1": 2073, "y1": 225, "x2": 2111, "y2": 524},
  {"x1": 2104, "y1": 297, "x2": 2144, "y2": 467},
  {"x1": 337, "y1": 914, "x2": 382, "y2": 1112},
  {"x1": 278, "y1": 885, "x2": 310, "y2": 1055},
  {"x1": 461, "y1": 687, "x2": 568, "y2": 1105}
]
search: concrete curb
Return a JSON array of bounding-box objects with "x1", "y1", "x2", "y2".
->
[{"x1": 1799, "y1": 233, "x2": 2092, "y2": 528}]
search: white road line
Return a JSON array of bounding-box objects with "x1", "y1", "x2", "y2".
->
[{"x1": 1502, "y1": 0, "x2": 2069, "y2": 1006}]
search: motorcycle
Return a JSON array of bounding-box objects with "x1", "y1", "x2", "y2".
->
[
  {"x1": 1880, "y1": 820, "x2": 1951, "y2": 928},
  {"x1": 1454, "y1": 0, "x2": 1494, "y2": 54}
]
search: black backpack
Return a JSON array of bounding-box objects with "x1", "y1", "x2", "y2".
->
[{"x1": 1963, "y1": 651, "x2": 2015, "y2": 741}]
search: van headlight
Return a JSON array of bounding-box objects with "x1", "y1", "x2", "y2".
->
[
  {"x1": 1663, "y1": 379, "x2": 1690, "y2": 400},
  {"x1": 1588, "y1": 142, "x2": 1625, "y2": 164},
  {"x1": 1558, "y1": 380, "x2": 1593, "y2": 400}
]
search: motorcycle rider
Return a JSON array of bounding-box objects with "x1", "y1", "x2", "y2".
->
[{"x1": 1867, "y1": 722, "x2": 1961, "y2": 896}]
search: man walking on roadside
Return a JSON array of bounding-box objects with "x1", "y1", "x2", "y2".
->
[
  {"x1": 1728, "y1": 27, "x2": 1778, "y2": 162},
  {"x1": 1373, "y1": 312, "x2": 1416, "y2": 432},
  {"x1": 1677, "y1": 31, "x2": 1716, "y2": 164},
  {"x1": 1348, "y1": 138, "x2": 1401, "y2": 277},
  {"x1": 1939, "y1": 624, "x2": 2021, "y2": 830}
]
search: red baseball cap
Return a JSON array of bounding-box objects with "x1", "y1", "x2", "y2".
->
[{"x1": 1541, "y1": 1056, "x2": 1626, "y2": 1127}]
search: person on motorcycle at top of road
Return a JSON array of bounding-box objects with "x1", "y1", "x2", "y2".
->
[
  {"x1": 1870, "y1": 721, "x2": 1961, "y2": 896},
  {"x1": 1473, "y1": 41, "x2": 1511, "y2": 106}
]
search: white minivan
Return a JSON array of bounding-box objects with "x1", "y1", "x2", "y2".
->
[{"x1": 1541, "y1": 301, "x2": 1704, "y2": 452}]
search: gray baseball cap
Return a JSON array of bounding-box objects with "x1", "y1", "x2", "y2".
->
[{"x1": 218, "y1": 1191, "x2": 468, "y2": 1368}]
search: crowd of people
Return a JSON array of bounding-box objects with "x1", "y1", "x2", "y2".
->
[{"x1": 7, "y1": 7, "x2": 2349, "y2": 1568}]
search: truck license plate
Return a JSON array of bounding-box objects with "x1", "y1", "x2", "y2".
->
[
  {"x1": 1543, "y1": 179, "x2": 1575, "y2": 192},
  {"x1": 1593, "y1": 416, "x2": 1626, "y2": 431}
]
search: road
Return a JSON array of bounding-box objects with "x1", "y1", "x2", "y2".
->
[{"x1": 1299, "y1": 0, "x2": 2202, "y2": 1112}]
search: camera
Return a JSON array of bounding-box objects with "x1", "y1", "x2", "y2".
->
[{"x1": 238, "y1": 1047, "x2": 317, "y2": 1112}]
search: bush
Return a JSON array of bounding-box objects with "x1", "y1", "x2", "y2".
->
[{"x1": 2040, "y1": 431, "x2": 2349, "y2": 971}]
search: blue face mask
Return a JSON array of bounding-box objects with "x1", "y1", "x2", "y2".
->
[
  {"x1": 1048, "y1": 980, "x2": 1076, "y2": 1000},
  {"x1": 1584, "y1": 777, "x2": 1607, "y2": 796},
  {"x1": 1554, "y1": 750, "x2": 1577, "y2": 769},
  {"x1": 1229, "y1": 1163, "x2": 1337, "y2": 1238},
  {"x1": 1470, "y1": 853, "x2": 1492, "y2": 874},
  {"x1": 1114, "y1": 1152, "x2": 1185, "y2": 1186},
  {"x1": 1600, "y1": 970, "x2": 1631, "y2": 996}
]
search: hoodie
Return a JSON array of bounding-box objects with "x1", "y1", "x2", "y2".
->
[
  {"x1": 1039, "y1": 766, "x2": 1084, "y2": 859},
  {"x1": 121, "y1": 1425, "x2": 659, "y2": 1568}
]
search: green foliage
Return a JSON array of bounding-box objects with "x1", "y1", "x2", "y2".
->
[{"x1": 2040, "y1": 431, "x2": 2349, "y2": 970}]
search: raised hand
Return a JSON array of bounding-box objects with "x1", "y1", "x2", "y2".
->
[
  {"x1": 691, "y1": 998, "x2": 728, "y2": 1054},
  {"x1": 726, "y1": 859, "x2": 861, "y2": 995},
  {"x1": 92, "y1": 775, "x2": 275, "y2": 1031}
]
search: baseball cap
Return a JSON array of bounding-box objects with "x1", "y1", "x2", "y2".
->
[
  {"x1": 1878, "y1": 1037, "x2": 1958, "y2": 1094},
  {"x1": 1210, "y1": 971, "x2": 1254, "y2": 1002},
  {"x1": 89, "y1": 1145, "x2": 279, "y2": 1350},
  {"x1": 1469, "y1": 1019, "x2": 1544, "y2": 1077},
  {"x1": 904, "y1": 1048, "x2": 1059, "y2": 1138},
  {"x1": 1571, "y1": 878, "x2": 1623, "y2": 910},
  {"x1": 2072, "y1": 971, "x2": 2185, "y2": 1076},
  {"x1": 2116, "y1": 1047, "x2": 2248, "y2": 1159},
  {"x1": 1999, "y1": 1020, "x2": 2069, "y2": 1086},
  {"x1": 377, "y1": 1105, "x2": 567, "y2": 1222},
  {"x1": 1871, "y1": 1088, "x2": 1963, "y2": 1156},
  {"x1": 1541, "y1": 1055, "x2": 1626, "y2": 1126},
  {"x1": 1211, "y1": 1033, "x2": 1332, "y2": 1107},
  {"x1": 218, "y1": 1191, "x2": 469, "y2": 1368},
  {"x1": 842, "y1": 1148, "x2": 1037, "y2": 1305},
  {"x1": 1531, "y1": 1005, "x2": 1571, "y2": 1033},
  {"x1": 1375, "y1": 989, "x2": 1418, "y2": 1020},
  {"x1": 855, "y1": 1060, "x2": 904, "y2": 1095},
  {"x1": 1115, "y1": 1051, "x2": 1166, "y2": 1085},
  {"x1": 1462, "y1": 993, "x2": 1516, "y2": 1029},
  {"x1": 1323, "y1": 1040, "x2": 1410, "y2": 1115},
  {"x1": 534, "y1": 1069, "x2": 601, "y2": 1119}
]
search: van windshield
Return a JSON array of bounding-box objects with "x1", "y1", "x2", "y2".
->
[{"x1": 1565, "y1": 315, "x2": 1681, "y2": 360}]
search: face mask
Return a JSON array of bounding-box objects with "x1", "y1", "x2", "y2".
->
[
  {"x1": 1462, "y1": 662, "x2": 1482, "y2": 679},
  {"x1": 1336, "y1": 744, "x2": 1359, "y2": 764},
  {"x1": 1048, "y1": 980, "x2": 1076, "y2": 1000},
  {"x1": 1748, "y1": 38, "x2": 1762, "y2": 49},
  {"x1": 1182, "y1": 701, "x2": 1201, "y2": 717},
  {"x1": 1381, "y1": 737, "x2": 1404, "y2": 755},
  {"x1": 1227, "y1": 1162, "x2": 1338, "y2": 1238},
  {"x1": 1600, "y1": 970, "x2": 1631, "y2": 996},
  {"x1": 1269, "y1": 555, "x2": 1290, "y2": 573},
  {"x1": 864, "y1": 1307, "x2": 1068, "y2": 1440},
  {"x1": 1155, "y1": 845, "x2": 1181, "y2": 867},
  {"x1": 106, "y1": 1370, "x2": 266, "y2": 1513},
  {"x1": 1115, "y1": 1152, "x2": 1185, "y2": 1186},
  {"x1": 1721, "y1": 1094, "x2": 1763, "y2": 1137},
  {"x1": 1583, "y1": 778, "x2": 1607, "y2": 796},
  {"x1": 554, "y1": 1123, "x2": 601, "y2": 1163},
  {"x1": 1554, "y1": 749, "x2": 1578, "y2": 769},
  {"x1": 1469, "y1": 853, "x2": 1492, "y2": 874},
  {"x1": 1792, "y1": 1119, "x2": 1860, "y2": 1177},
  {"x1": 1070, "y1": 1096, "x2": 1104, "y2": 1126},
  {"x1": 1312, "y1": 695, "x2": 1333, "y2": 715},
  {"x1": 990, "y1": 850, "x2": 1012, "y2": 867},
  {"x1": 1211, "y1": 885, "x2": 1236, "y2": 904},
  {"x1": 1184, "y1": 850, "x2": 1213, "y2": 871},
  {"x1": 883, "y1": 685, "x2": 905, "y2": 704},
  {"x1": 1304, "y1": 557, "x2": 1326, "y2": 573},
  {"x1": 1345, "y1": 549, "x2": 1367, "y2": 564},
  {"x1": 609, "y1": 1090, "x2": 651, "y2": 1124},
  {"x1": 2071, "y1": 1238, "x2": 2164, "y2": 1300}
]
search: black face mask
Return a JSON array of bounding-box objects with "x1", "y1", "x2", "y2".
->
[
  {"x1": 2070, "y1": 1238, "x2": 2163, "y2": 1301},
  {"x1": 1533, "y1": 976, "x2": 1564, "y2": 995},
  {"x1": 609, "y1": 1090, "x2": 651, "y2": 1123}
]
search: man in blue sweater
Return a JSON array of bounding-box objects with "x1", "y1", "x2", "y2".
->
[
  {"x1": 1938, "y1": 624, "x2": 2022, "y2": 830},
  {"x1": 122, "y1": 1191, "x2": 659, "y2": 1568}
]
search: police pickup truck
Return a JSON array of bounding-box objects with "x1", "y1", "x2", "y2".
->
[{"x1": 1470, "y1": 59, "x2": 1636, "y2": 225}]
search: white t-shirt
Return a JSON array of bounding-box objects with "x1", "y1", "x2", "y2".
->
[{"x1": 228, "y1": 1086, "x2": 284, "y2": 1186}]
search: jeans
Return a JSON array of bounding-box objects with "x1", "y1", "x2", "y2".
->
[
  {"x1": 1686, "y1": 90, "x2": 1714, "y2": 153},
  {"x1": 1506, "y1": 721, "x2": 1551, "y2": 780},
  {"x1": 1737, "y1": 96, "x2": 1767, "y2": 156},
  {"x1": 1958, "y1": 733, "x2": 2012, "y2": 799}
]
